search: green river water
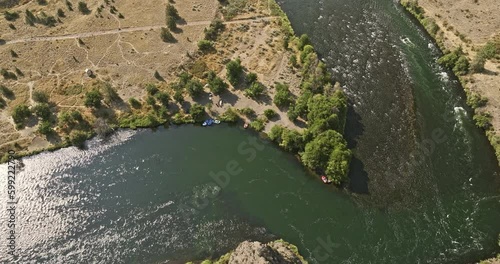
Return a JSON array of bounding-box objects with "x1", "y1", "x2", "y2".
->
[{"x1": 0, "y1": 0, "x2": 499, "y2": 263}]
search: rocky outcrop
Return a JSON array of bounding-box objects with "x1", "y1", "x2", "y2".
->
[
  {"x1": 228, "y1": 240, "x2": 306, "y2": 264},
  {"x1": 191, "y1": 240, "x2": 307, "y2": 264}
]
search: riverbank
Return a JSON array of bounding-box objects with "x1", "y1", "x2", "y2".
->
[
  {"x1": 0, "y1": 0, "x2": 351, "y2": 183},
  {"x1": 400, "y1": 0, "x2": 500, "y2": 166}
]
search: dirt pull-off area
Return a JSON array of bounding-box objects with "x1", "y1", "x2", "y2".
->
[
  {"x1": 0, "y1": 0, "x2": 306, "y2": 159},
  {"x1": 412, "y1": 0, "x2": 500, "y2": 164}
]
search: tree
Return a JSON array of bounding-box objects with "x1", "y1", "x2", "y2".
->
[
  {"x1": 273, "y1": 82, "x2": 292, "y2": 108},
  {"x1": 189, "y1": 103, "x2": 205, "y2": 122},
  {"x1": 57, "y1": 8, "x2": 65, "y2": 17},
  {"x1": 198, "y1": 40, "x2": 214, "y2": 52},
  {"x1": 269, "y1": 125, "x2": 285, "y2": 142},
  {"x1": 186, "y1": 79, "x2": 203, "y2": 98},
  {"x1": 173, "y1": 90, "x2": 184, "y2": 103},
  {"x1": 204, "y1": 20, "x2": 225, "y2": 40},
  {"x1": 12, "y1": 104, "x2": 31, "y2": 126},
  {"x1": 160, "y1": 27, "x2": 175, "y2": 42},
  {"x1": 33, "y1": 90, "x2": 49, "y2": 103},
  {"x1": 84, "y1": 89, "x2": 103, "y2": 108},
  {"x1": 470, "y1": 55, "x2": 486, "y2": 73},
  {"x1": 453, "y1": 55, "x2": 469, "y2": 75},
  {"x1": 166, "y1": 4, "x2": 180, "y2": 19},
  {"x1": 145, "y1": 84, "x2": 159, "y2": 95},
  {"x1": 0, "y1": 85, "x2": 14, "y2": 98},
  {"x1": 301, "y1": 130, "x2": 351, "y2": 184},
  {"x1": 128, "y1": 97, "x2": 141, "y2": 109},
  {"x1": 220, "y1": 107, "x2": 239, "y2": 123},
  {"x1": 38, "y1": 121, "x2": 53, "y2": 135},
  {"x1": 226, "y1": 58, "x2": 243, "y2": 86},
  {"x1": 263, "y1": 109, "x2": 277, "y2": 119},
  {"x1": 69, "y1": 130, "x2": 88, "y2": 148},
  {"x1": 33, "y1": 103, "x2": 51, "y2": 121},
  {"x1": 245, "y1": 72, "x2": 257, "y2": 85},
  {"x1": 156, "y1": 92, "x2": 170, "y2": 106},
  {"x1": 208, "y1": 76, "x2": 228, "y2": 95},
  {"x1": 166, "y1": 16, "x2": 177, "y2": 30},
  {"x1": 297, "y1": 34, "x2": 311, "y2": 51},
  {"x1": 280, "y1": 128, "x2": 304, "y2": 153},
  {"x1": 146, "y1": 96, "x2": 156, "y2": 107},
  {"x1": 244, "y1": 82, "x2": 265, "y2": 99},
  {"x1": 78, "y1": 1, "x2": 91, "y2": 14}
]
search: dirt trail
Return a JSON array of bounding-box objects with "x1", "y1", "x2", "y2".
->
[{"x1": 3, "y1": 17, "x2": 277, "y2": 45}]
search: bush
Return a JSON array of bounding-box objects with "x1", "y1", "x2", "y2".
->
[
  {"x1": 204, "y1": 20, "x2": 225, "y2": 40},
  {"x1": 1, "y1": 68, "x2": 17, "y2": 80},
  {"x1": 161, "y1": 27, "x2": 175, "y2": 42},
  {"x1": 273, "y1": 82, "x2": 292, "y2": 108},
  {"x1": 146, "y1": 96, "x2": 156, "y2": 106},
  {"x1": 238, "y1": 107, "x2": 255, "y2": 118},
  {"x1": 33, "y1": 91, "x2": 49, "y2": 103},
  {"x1": 173, "y1": 90, "x2": 184, "y2": 103},
  {"x1": 245, "y1": 72, "x2": 257, "y2": 85},
  {"x1": 0, "y1": 85, "x2": 14, "y2": 98},
  {"x1": 156, "y1": 92, "x2": 170, "y2": 106},
  {"x1": 78, "y1": 1, "x2": 91, "y2": 14},
  {"x1": 250, "y1": 117, "x2": 267, "y2": 132},
  {"x1": 263, "y1": 109, "x2": 277, "y2": 119},
  {"x1": 186, "y1": 79, "x2": 204, "y2": 98},
  {"x1": 453, "y1": 55, "x2": 469, "y2": 75},
  {"x1": 166, "y1": 16, "x2": 177, "y2": 30},
  {"x1": 12, "y1": 104, "x2": 31, "y2": 126},
  {"x1": 198, "y1": 40, "x2": 214, "y2": 52},
  {"x1": 297, "y1": 34, "x2": 311, "y2": 51},
  {"x1": 57, "y1": 8, "x2": 65, "y2": 17},
  {"x1": 166, "y1": 4, "x2": 180, "y2": 19},
  {"x1": 128, "y1": 97, "x2": 141, "y2": 109},
  {"x1": 244, "y1": 82, "x2": 265, "y2": 99},
  {"x1": 69, "y1": 130, "x2": 89, "y2": 148},
  {"x1": 145, "y1": 84, "x2": 159, "y2": 95},
  {"x1": 466, "y1": 92, "x2": 487, "y2": 108},
  {"x1": 226, "y1": 58, "x2": 243, "y2": 86},
  {"x1": 470, "y1": 55, "x2": 486, "y2": 73},
  {"x1": 300, "y1": 45, "x2": 314, "y2": 63},
  {"x1": 84, "y1": 89, "x2": 103, "y2": 108},
  {"x1": 220, "y1": 108, "x2": 239, "y2": 123},
  {"x1": 189, "y1": 103, "x2": 205, "y2": 122},
  {"x1": 38, "y1": 121, "x2": 53, "y2": 135},
  {"x1": 301, "y1": 130, "x2": 351, "y2": 184},
  {"x1": 208, "y1": 76, "x2": 228, "y2": 95},
  {"x1": 478, "y1": 41, "x2": 499, "y2": 60},
  {"x1": 33, "y1": 103, "x2": 51, "y2": 121},
  {"x1": 4, "y1": 11, "x2": 19, "y2": 21},
  {"x1": 473, "y1": 112, "x2": 492, "y2": 129}
]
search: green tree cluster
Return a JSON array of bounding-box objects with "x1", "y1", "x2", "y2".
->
[
  {"x1": 12, "y1": 104, "x2": 31, "y2": 128},
  {"x1": 437, "y1": 47, "x2": 469, "y2": 75},
  {"x1": 206, "y1": 71, "x2": 228, "y2": 95},
  {"x1": 219, "y1": 107, "x2": 239, "y2": 123},
  {"x1": 165, "y1": 4, "x2": 179, "y2": 30},
  {"x1": 226, "y1": 58, "x2": 243, "y2": 86},
  {"x1": 273, "y1": 82, "x2": 293, "y2": 108},
  {"x1": 84, "y1": 89, "x2": 103, "y2": 108},
  {"x1": 189, "y1": 103, "x2": 205, "y2": 122}
]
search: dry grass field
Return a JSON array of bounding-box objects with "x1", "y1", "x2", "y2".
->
[{"x1": 0, "y1": 0, "x2": 306, "y2": 159}]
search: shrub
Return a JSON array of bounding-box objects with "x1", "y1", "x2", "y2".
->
[
  {"x1": 84, "y1": 89, "x2": 103, "y2": 108},
  {"x1": 160, "y1": 27, "x2": 175, "y2": 42},
  {"x1": 478, "y1": 41, "x2": 499, "y2": 60},
  {"x1": 186, "y1": 79, "x2": 204, "y2": 98},
  {"x1": 189, "y1": 103, "x2": 205, "y2": 122},
  {"x1": 244, "y1": 82, "x2": 265, "y2": 99},
  {"x1": 466, "y1": 92, "x2": 487, "y2": 108},
  {"x1": 250, "y1": 117, "x2": 267, "y2": 132},
  {"x1": 1, "y1": 68, "x2": 17, "y2": 80},
  {"x1": 204, "y1": 20, "x2": 225, "y2": 40},
  {"x1": 38, "y1": 121, "x2": 53, "y2": 135},
  {"x1": 300, "y1": 45, "x2": 314, "y2": 63},
  {"x1": 198, "y1": 40, "x2": 214, "y2": 52},
  {"x1": 453, "y1": 55, "x2": 469, "y2": 75},
  {"x1": 78, "y1": 1, "x2": 91, "y2": 14},
  {"x1": 226, "y1": 58, "x2": 243, "y2": 86},
  {"x1": 437, "y1": 47, "x2": 463, "y2": 70},
  {"x1": 12, "y1": 104, "x2": 31, "y2": 125},
  {"x1": 473, "y1": 112, "x2": 492, "y2": 129},
  {"x1": 146, "y1": 96, "x2": 156, "y2": 106},
  {"x1": 57, "y1": 8, "x2": 65, "y2": 17},
  {"x1": 470, "y1": 55, "x2": 486, "y2": 73},
  {"x1": 69, "y1": 130, "x2": 89, "y2": 148},
  {"x1": 145, "y1": 84, "x2": 159, "y2": 95},
  {"x1": 156, "y1": 92, "x2": 170, "y2": 106},
  {"x1": 10, "y1": 50, "x2": 18, "y2": 58},
  {"x1": 297, "y1": 34, "x2": 311, "y2": 51},
  {"x1": 4, "y1": 11, "x2": 19, "y2": 21},
  {"x1": 263, "y1": 109, "x2": 277, "y2": 119},
  {"x1": 208, "y1": 76, "x2": 228, "y2": 95},
  {"x1": 33, "y1": 103, "x2": 51, "y2": 121},
  {"x1": 173, "y1": 90, "x2": 184, "y2": 103},
  {"x1": 269, "y1": 125, "x2": 285, "y2": 142},
  {"x1": 128, "y1": 97, "x2": 141, "y2": 109},
  {"x1": 0, "y1": 85, "x2": 14, "y2": 98},
  {"x1": 245, "y1": 72, "x2": 257, "y2": 85},
  {"x1": 273, "y1": 82, "x2": 293, "y2": 108},
  {"x1": 33, "y1": 91, "x2": 49, "y2": 103},
  {"x1": 220, "y1": 108, "x2": 239, "y2": 123},
  {"x1": 238, "y1": 107, "x2": 255, "y2": 118}
]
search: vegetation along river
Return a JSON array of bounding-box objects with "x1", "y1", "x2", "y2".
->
[{"x1": 1, "y1": 0, "x2": 499, "y2": 263}]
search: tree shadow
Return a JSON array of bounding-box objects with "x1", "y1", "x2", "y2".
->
[
  {"x1": 180, "y1": 101, "x2": 192, "y2": 113},
  {"x1": 219, "y1": 90, "x2": 239, "y2": 106},
  {"x1": 192, "y1": 91, "x2": 212, "y2": 106},
  {"x1": 347, "y1": 156, "x2": 369, "y2": 194},
  {"x1": 480, "y1": 68, "x2": 498, "y2": 76},
  {"x1": 344, "y1": 103, "x2": 364, "y2": 149},
  {"x1": 0, "y1": 39, "x2": 6, "y2": 45}
]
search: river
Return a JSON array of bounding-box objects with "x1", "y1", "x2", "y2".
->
[{"x1": 1, "y1": 0, "x2": 499, "y2": 263}]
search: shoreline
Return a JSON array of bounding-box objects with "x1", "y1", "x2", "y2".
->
[
  {"x1": 0, "y1": 0, "x2": 352, "y2": 184},
  {"x1": 399, "y1": 0, "x2": 500, "y2": 167}
]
